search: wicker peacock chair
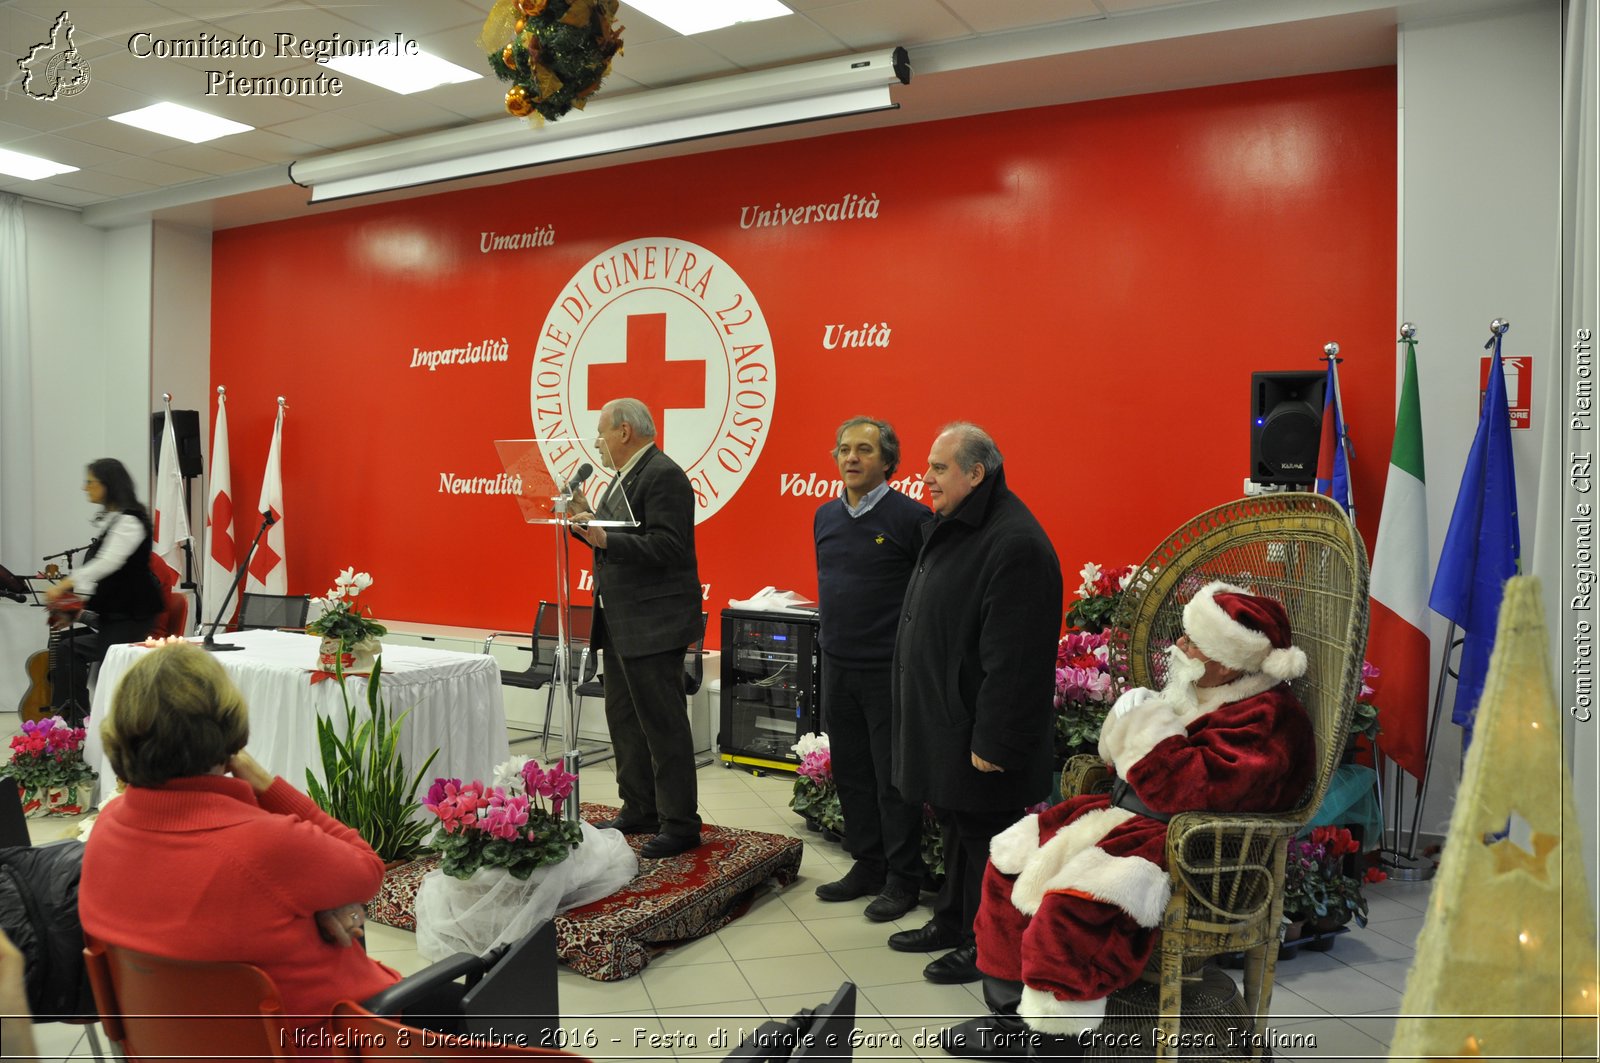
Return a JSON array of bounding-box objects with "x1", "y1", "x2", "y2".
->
[{"x1": 1069, "y1": 492, "x2": 1369, "y2": 1060}]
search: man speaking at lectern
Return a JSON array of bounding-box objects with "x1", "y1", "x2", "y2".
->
[{"x1": 572, "y1": 397, "x2": 704, "y2": 859}]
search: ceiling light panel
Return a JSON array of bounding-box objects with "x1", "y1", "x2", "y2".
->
[
  {"x1": 109, "y1": 103, "x2": 254, "y2": 144},
  {"x1": 322, "y1": 51, "x2": 482, "y2": 95},
  {"x1": 627, "y1": 0, "x2": 794, "y2": 36},
  {"x1": 0, "y1": 148, "x2": 80, "y2": 181}
]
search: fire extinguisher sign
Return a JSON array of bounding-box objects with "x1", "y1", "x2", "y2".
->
[{"x1": 1481, "y1": 355, "x2": 1532, "y2": 429}]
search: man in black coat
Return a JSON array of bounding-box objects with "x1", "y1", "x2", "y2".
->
[
  {"x1": 572, "y1": 398, "x2": 705, "y2": 859},
  {"x1": 889, "y1": 422, "x2": 1063, "y2": 985}
]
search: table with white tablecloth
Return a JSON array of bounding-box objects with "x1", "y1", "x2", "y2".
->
[{"x1": 82, "y1": 630, "x2": 509, "y2": 802}]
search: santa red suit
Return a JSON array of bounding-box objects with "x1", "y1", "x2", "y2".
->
[{"x1": 971, "y1": 583, "x2": 1317, "y2": 1037}]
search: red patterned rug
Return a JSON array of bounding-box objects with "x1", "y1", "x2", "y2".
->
[{"x1": 367, "y1": 803, "x2": 805, "y2": 981}]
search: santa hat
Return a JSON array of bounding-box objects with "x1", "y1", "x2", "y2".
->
[{"x1": 1181, "y1": 581, "x2": 1308, "y2": 681}]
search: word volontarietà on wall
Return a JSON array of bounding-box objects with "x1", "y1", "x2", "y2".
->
[{"x1": 126, "y1": 31, "x2": 421, "y2": 97}]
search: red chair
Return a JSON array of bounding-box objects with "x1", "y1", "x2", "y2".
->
[
  {"x1": 330, "y1": 1001, "x2": 590, "y2": 1059},
  {"x1": 145, "y1": 553, "x2": 188, "y2": 638},
  {"x1": 81, "y1": 938, "x2": 292, "y2": 1060}
]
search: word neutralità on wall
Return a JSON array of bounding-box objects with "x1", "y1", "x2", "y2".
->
[{"x1": 438, "y1": 473, "x2": 523, "y2": 496}]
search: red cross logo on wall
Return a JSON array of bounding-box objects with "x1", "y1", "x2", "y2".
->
[{"x1": 586, "y1": 313, "x2": 705, "y2": 447}]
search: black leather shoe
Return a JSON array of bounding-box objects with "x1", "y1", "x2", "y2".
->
[
  {"x1": 863, "y1": 881, "x2": 920, "y2": 922},
  {"x1": 595, "y1": 815, "x2": 660, "y2": 834},
  {"x1": 888, "y1": 920, "x2": 963, "y2": 953},
  {"x1": 939, "y1": 1016, "x2": 1040, "y2": 1061},
  {"x1": 924, "y1": 945, "x2": 982, "y2": 984},
  {"x1": 815, "y1": 864, "x2": 886, "y2": 902},
  {"x1": 639, "y1": 832, "x2": 701, "y2": 859}
]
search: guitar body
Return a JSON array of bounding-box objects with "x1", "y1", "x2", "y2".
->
[
  {"x1": 17, "y1": 591, "x2": 86, "y2": 722},
  {"x1": 18, "y1": 648, "x2": 53, "y2": 723}
]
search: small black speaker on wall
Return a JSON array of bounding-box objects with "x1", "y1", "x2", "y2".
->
[
  {"x1": 151, "y1": 409, "x2": 204, "y2": 479},
  {"x1": 1250, "y1": 371, "x2": 1325, "y2": 485}
]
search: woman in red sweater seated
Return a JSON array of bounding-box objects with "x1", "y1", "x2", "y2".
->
[{"x1": 79, "y1": 641, "x2": 401, "y2": 1037}]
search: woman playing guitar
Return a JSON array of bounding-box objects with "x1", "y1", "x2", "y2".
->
[{"x1": 43, "y1": 459, "x2": 162, "y2": 726}]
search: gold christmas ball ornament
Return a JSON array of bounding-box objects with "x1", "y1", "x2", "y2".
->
[
  {"x1": 515, "y1": 18, "x2": 527, "y2": 33},
  {"x1": 517, "y1": 0, "x2": 547, "y2": 17},
  {"x1": 502, "y1": 44, "x2": 517, "y2": 67},
  {"x1": 505, "y1": 85, "x2": 533, "y2": 117}
]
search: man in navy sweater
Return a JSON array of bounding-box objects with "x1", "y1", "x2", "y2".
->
[{"x1": 813, "y1": 416, "x2": 930, "y2": 921}]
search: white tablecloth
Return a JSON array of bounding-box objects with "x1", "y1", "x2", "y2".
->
[{"x1": 82, "y1": 630, "x2": 509, "y2": 802}]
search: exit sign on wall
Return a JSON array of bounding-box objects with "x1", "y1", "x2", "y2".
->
[{"x1": 1481, "y1": 356, "x2": 1532, "y2": 429}]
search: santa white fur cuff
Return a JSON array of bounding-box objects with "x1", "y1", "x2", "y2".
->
[
  {"x1": 1020, "y1": 988, "x2": 1107, "y2": 1036},
  {"x1": 989, "y1": 814, "x2": 1040, "y2": 875},
  {"x1": 1009, "y1": 807, "x2": 1136, "y2": 915}
]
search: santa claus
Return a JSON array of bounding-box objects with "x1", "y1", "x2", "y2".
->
[{"x1": 948, "y1": 582, "x2": 1317, "y2": 1059}]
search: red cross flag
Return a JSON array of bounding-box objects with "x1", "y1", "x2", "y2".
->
[
  {"x1": 246, "y1": 401, "x2": 287, "y2": 595},
  {"x1": 203, "y1": 389, "x2": 237, "y2": 625},
  {"x1": 151, "y1": 401, "x2": 192, "y2": 590}
]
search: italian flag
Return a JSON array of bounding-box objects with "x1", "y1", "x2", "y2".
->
[{"x1": 1370, "y1": 339, "x2": 1431, "y2": 779}]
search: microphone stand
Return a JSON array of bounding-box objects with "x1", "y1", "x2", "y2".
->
[{"x1": 202, "y1": 512, "x2": 274, "y2": 652}]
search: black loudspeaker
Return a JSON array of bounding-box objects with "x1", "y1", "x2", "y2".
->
[
  {"x1": 151, "y1": 410, "x2": 203, "y2": 478},
  {"x1": 1250, "y1": 371, "x2": 1325, "y2": 485}
]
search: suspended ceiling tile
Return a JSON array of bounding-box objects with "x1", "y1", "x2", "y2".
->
[
  {"x1": 5, "y1": 177, "x2": 106, "y2": 206},
  {"x1": 695, "y1": 18, "x2": 850, "y2": 69},
  {"x1": 202, "y1": 126, "x2": 325, "y2": 164},
  {"x1": 615, "y1": 4, "x2": 687, "y2": 46},
  {"x1": 104, "y1": 152, "x2": 212, "y2": 185},
  {"x1": 334, "y1": 0, "x2": 486, "y2": 37},
  {"x1": 416, "y1": 79, "x2": 505, "y2": 122},
  {"x1": 5, "y1": 130, "x2": 135, "y2": 169},
  {"x1": 46, "y1": 166, "x2": 161, "y2": 196},
  {"x1": 939, "y1": 0, "x2": 1103, "y2": 34},
  {"x1": 802, "y1": 0, "x2": 971, "y2": 50},
  {"x1": 266, "y1": 110, "x2": 396, "y2": 152},
  {"x1": 330, "y1": 97, "x2": 476, "y2": 137},
  {"x1": 610, "y1": 36, "x2": 740, "y2": 89},
  {"x1": 149, "y1": 140, "x2": 274, "y2": 176}
]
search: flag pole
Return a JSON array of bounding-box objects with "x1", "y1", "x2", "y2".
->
[
  {"x1": 1321, "y1": 342, "x2": 1356, "y2": 523},
  {"x1": 1376, "y1": 323, "x2": 1438, "y2": 880}
]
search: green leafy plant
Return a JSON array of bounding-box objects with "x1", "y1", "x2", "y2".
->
[
  {"x1": 306, "y1": 567, "x2": 388, "y2": 652},
  {"x1": 1282, "y1": 826, "x2": 1369, "y2": 928},
  {"x1": 423, "y1": 758, "x2": 581, "y2": 880},
  {"x1": 8, "y1": 716, "x2": 97, "y2": 791},
  {"x1": 305, "y1": 658, "x2": 439, "y2": 863}
]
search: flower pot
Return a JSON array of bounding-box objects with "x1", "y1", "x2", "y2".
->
[
  {"x1": 18, "y1": 780, "x2": 93, "y2": 817},
  {"x1": 316, "y1": 635, "x2": 382, "y2": 674}
]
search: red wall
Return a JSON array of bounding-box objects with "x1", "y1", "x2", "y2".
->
[{"x1": 211, "y1": 68, "x2": 1397, "y2": 645}]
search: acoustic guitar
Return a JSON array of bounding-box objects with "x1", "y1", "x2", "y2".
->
[{"x1": 17, "y1": 587, "x2": 85, "y2": 724}]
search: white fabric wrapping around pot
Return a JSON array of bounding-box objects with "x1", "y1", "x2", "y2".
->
[{"x1": 413, "y1": 822, "x2": 638, "y2": 960}]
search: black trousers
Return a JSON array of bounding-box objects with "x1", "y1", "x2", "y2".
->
[
  {"x1": 602, "y1": 646, "x2": 701, "y2": 838},
  {"x1": 821, "y1": 657, "x2": 923, "y2": 887},
  {"x1": 931, "y1": 804, "x2": 1022, "y2": 945},
  {"x1": 50, "y1": 614, "x2": 153, "y2": 726}
]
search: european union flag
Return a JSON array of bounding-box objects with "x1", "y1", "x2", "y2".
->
[
  {"x1": 1428, "y1": 338, "x2": 1521, "y2": 743},
  {"x1": 1315, "y1": 358, "x2": 1353, "y2": 517}
]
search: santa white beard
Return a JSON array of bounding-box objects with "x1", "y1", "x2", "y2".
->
[{"x1": 1158, "y1": 644, "x2": 1208, "y2": 713}]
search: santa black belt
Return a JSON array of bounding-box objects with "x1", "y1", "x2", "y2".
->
[{"x1": 1110, "y1": 778, "x2": 1172, "y2": 824}]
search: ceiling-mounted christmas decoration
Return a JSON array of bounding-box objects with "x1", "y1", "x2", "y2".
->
[{"x1": 478, "y1": 0, "x2": 624, "y2": 122}]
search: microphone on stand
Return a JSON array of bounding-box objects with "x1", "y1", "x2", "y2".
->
[
  {"x1": 42, "y1": 542, "x2": 94, "y2": 564},
  {"x1": 202, "y1": 510, "x2": 276, "y2": 652},
  {"x1": 564, "y1": 463, "x2": 594, "y2": 494}
]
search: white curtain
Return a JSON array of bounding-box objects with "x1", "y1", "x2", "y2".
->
[{"x1": 0, "y1": 192, "x2": 35, "y2": 568}]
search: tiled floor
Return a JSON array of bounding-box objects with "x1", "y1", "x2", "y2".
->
[{"x1": 22, "y1": 735, "x2": 1427, "y2": 1061}]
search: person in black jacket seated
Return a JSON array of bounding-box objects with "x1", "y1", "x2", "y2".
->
[{"x1": 45, "y1": 458, "x2": 163, "y2": 724}]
